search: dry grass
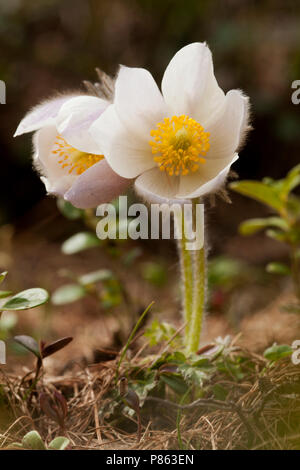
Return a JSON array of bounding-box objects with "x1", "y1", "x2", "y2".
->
[{"x1": 1, "y1": 345, "x2": 300, "y2": 450}]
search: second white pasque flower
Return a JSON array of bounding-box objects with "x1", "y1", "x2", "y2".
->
[
  {"x1": 15, "y1": 94, "x2": 130, "y2": 208},
  {"x1": 90, "y1": 42, "x2": 250, "y2": 201}
]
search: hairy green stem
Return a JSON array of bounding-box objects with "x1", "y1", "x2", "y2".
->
[
  {"x1": 187, "y1": 201, "x2": 206, "y2": 354},
  {"x1": 187, "y1": 245, "x2": 206, "y2": 354},
  {"x1": 175, "y1": 213, "x2": 193, "y2": 344}
]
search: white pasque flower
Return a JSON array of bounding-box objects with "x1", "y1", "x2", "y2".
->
[
  {"x1": 90, "y1": 42, "x2": 250, "y2": 201},
  {"x1": 14, "y1": 94, "x2": 130, "y2": 208}
]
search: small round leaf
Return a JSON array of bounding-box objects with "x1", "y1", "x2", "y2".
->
[
  {"x1": 78, "y1": 269, "x2": 113, "y2": 286},
  {"x1": 14, "y1": 335, "x2": 41, "y2": 358},
  {"x1": 48, "y1": 436, "x2": 70, "y2": 450},
  {"x1": 52, "y1": 284, "x2": 86, "y2": 305},
  {"x1": 22, "y1": 431, "x2": 46, "y2": 450},
  {"x1": 2, "y1": 288, "x2": 49, "y2": 311},
  {"x1": 62, "y1": 232, "x2": 101, "y2": 255}
]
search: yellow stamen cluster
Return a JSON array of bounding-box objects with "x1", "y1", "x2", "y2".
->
[
  {"x1": 149, "y1": 115, "x2": 210, "y2": 176},
  {"x1": 53, "y1": 135, "x2": 104, "y2": 175}
]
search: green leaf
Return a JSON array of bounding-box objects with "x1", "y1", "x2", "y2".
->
[
  {"x1": 160, "y1": 374, "x2": 189, "y2": 395},
  {"x1": 264, "y1": 343, "x2": 293, "y2": 362},
  {"x1": 22, "y1": 430, "x2": 46, "y2": 450},
  {"x1": 57, "y1": 199, "x2": 84, "y2": 220},
  {"x1": 230, "y1": 181, "x2": 283, "y2": 211},
  {"x1": 2, "y1": 288, "x2": 49, "y2": 311},
  {"x1": 48, "y1": 436, "x2": 70, "y2": 450},
  {"x1": 280, "y1": 164, "x2": 300, "y2": 199},
  {"x1": 14, "y1": 335, "x2": 41, "y2": 358},
  {"x1": 0, "y1": 290, "x2": 13, "y2": 299},
  {"x1": 78, "y1": 269, "x2": 113, "y2": 286},
  {"x1": 169, "y1": 351, "x2": 187, "y2": 363},
  {"x1": 266, "y1": 262, "x2": 291, "y2": 275},
  {"x1": 52, "y1": 284, "x2": 86, "y2": 305},
  {"x1": 287, "y1": 195, "x2": 300, "y2": 217},
  {"x1": 62, "y1": 232, "x2": 101, "y2": 255},
  {"x1": 0, "y1": 272, "x2": 8, "y2": 285},
  {"x1": 265, "y1": 229, "x2": 288, "y2": 242},
  {"x1": 239, "y1": 217, "x2": 289, "y2": 236}
]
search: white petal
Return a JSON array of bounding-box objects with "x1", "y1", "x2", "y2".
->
[
  {"x1": 114, "y1": 66, "x2": 167, "y2": 139},
  {"x1": 176, "y1": 154, "x2": 238, "y2": 199},
  {"x1": 40, "y1": 175, "x2": 76, "y2": 197},
  {"x1": 90, "y1": 104, "x2": 154, "y2": 178},
  {"x1": 206, "y1": 90, "x2": 249, "y2": 160},
  {"x1": 56, "y1": 95, "x2": 108, "y2": 154},
  {"x1": 64, "y1": 159, "x2": 131, "y2": 209},
  {"x1": 33, "y1": 126, "x2": 76, "y2": 196},
  {"x1": 14, "y1": 94, "x2": 76, "y2": 137},
  {"x1": 161, "y1": 43, "x2": 225, "y2": 124},
  {"x1": 135, "y1": 167, "x2": 179, "y2": 201}
]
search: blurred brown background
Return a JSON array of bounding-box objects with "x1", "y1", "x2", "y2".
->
[{"x1": 0, "y1": 0, "x2": 300, "y2": 224}]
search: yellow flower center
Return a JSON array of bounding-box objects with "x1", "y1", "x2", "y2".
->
[
  {"x1": 149, "y1": 115, "x2": 210, "y2": 176},
  {"x1": 53, "y1": 135, "x2": 104, "y2": 175}
]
